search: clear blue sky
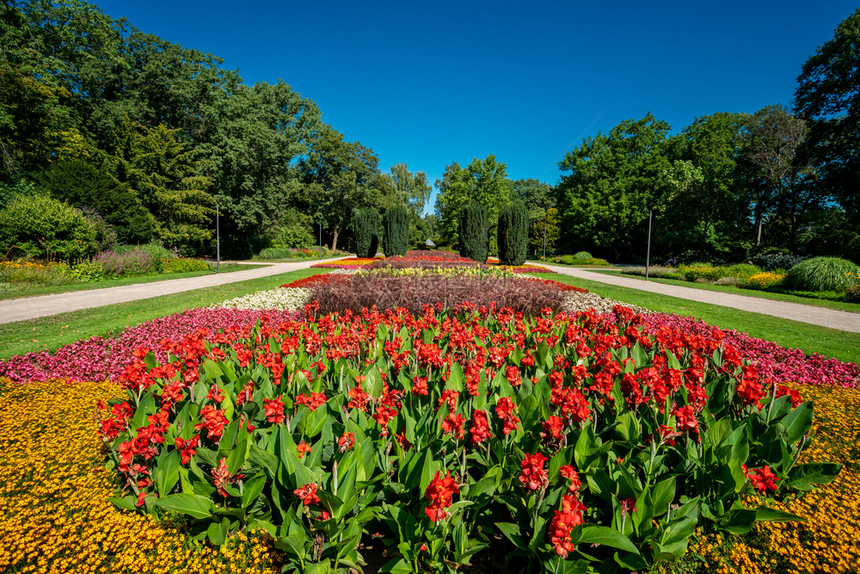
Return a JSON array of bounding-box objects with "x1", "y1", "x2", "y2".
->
[{"x1": 95, "y1": 0, "x2": 856, "y2": 205}]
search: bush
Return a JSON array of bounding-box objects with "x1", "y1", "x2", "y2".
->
[
  {"x1": 163, "y1": 258, "x2": 211, "y2": 274},
  {"x1": 724, "y1": 263, "x2": 763, "y2": 279},
  {"x1": 0, "y1": 194, "x2": 105, "y2": 261},
  {"x1": 273, "y1": 223, "x2": 314, "y2": 249},
  {"x1": 352, "y1": 208, "x2": 380, "y2": 259},
  {"x1": 572, "y1": 251, "x2": 593, "y2": 260},
  {"x1": 752, "y1": 253, "x2": 805, "y2": 272},
  {"x1": 93, "y1": 247, "x2": 159, "y2": 278},
  {"x1": 255, "y1": 247, "x2": 316, "y2": 260},
  {"x1": 786, "y1": 257, "x2": 860, "y2": 292},
  {"x1": 497, "y1": 201, "x2": 528, "y2": 265},
  {"x1": 382, "y1": 205, "x2": 410, "y2": 258},
  {"x1": 458, "y1": 202, "x2": 488, "y2": 263}
]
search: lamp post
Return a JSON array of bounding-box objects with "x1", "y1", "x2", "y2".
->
[
  {"x1": 645, "y1": 208, "x2": 652, "y2": 281},
  {"x1": 216, "y1": 199, "x2": 221, "y2": 274},
  {"x1": 318, "y1": 221, "x2": 322, "y2": 260}
]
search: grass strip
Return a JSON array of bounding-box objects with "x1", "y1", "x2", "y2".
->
[
  {"x1": 0, "y1": 263, "x2": 265, "y2": 301},
  {"x1": 589, "y1": 269, "x2": 860, "y2": 313},
  {"x1": 0, "y1": 268, "x2": 325, "y2": 360},
  {"x1": 537, "y1": 273, "x2": 860, "y2": 364}
]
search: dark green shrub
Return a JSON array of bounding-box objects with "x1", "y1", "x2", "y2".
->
[
  {"x1": 786, "y1": 257, "x2": 860, "y2": 292},
  {"x1": 382, "y1": 205, "x2": 410, "y2": 257},
  {"x1": 163, "y1": 258, "x2": 211, "y2": 273},
  {"x1": 0, "y1": 194, "x2": 104, "y2": 261},
  {"x1": 274, "y1": 224, "x2": 314, "y2": 249},
  {"x1": 458, "y1": 203, "x2": 488, "y2": 263},
  {"x1": 352, "y1": 208, "x2": 380, "y2": 258},
  {"x1": 573, "y1": 250, "x2": 593, "y2": 260},
  {"x1": 497, "y1": 201, "x2": 529, "y2": 265}
]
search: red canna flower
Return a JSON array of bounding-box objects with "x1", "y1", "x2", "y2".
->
[
  {"x1": 195, "y1": 405, "x2": 228, "y2": 441},
  {"x1": 294, "y1": 483, "x2": 320, "y2": 506},
  {"x1": 424, "y1": 470, "x2": 459, "y2": 521},
  {"x1": 441, "y1": 412, "x2": 466, "y2": 440},
  {"x1": 469, "y1": 409, "x2": 492, "y2": 445},
  {"x1": 338, "y1": 432, "x2": 356, "y2": 452},
  {"x1": 296, "y1": 442, "x2": 311, "y2": 459},
  {"x1": 673, "y1": 405, "x2": 699, "y2": 434},
  {"x1": 549, "y1": 494, "x2": 586, "y2": 557},
  {"x1": 263, "y1": 397, "x2": 285, "y2": 424},
  {"x1": 519, "y1": 452, "x2": 549, "y2": 491},
  {"x1": 559, "y1": 465, "x2": 581, "y2": 493},
  {"x1": 174, "y1": 434, "x2": 199, "y2": 464}
]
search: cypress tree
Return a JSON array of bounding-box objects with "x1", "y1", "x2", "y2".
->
[
  {"x1": 382, "y1": 204, "x2": 410, "y2": 257},
  {"x1": 497, "y1": 201, "x2": 529, "y2": 265},
  {"x1": 458, "y1": 202, "x2": 488, "y2": 263},
  {"x1": 352, "y1": 208, "x2": 379, "y2": 258}
]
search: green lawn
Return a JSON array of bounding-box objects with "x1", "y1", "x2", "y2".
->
[
  {"x1": 536, "y1": 272, "x2": 860, "y2": 365},
  {"x1": 588, "y1": 269, "x2": 860, "y2": 313},
  {"x1": 0, "y1": 268, "x2": 325, "y2": 360},
  {"x1": 0, "y1": 263, "x2": 266, "y2": 301}
]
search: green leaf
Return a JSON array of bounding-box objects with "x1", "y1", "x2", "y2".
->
[
  {"x1": 780, "y1": 401, "x2": 814, "y2": 445},
  {"x1": 721, "y1": 508, "x2": 756, "y2": 534},
  {"x1": 155, "y1": 449, "x2": 181, "y2": 497},
  {"x1": 755, "y1": 507, "x2": 806, "y2": 523},
  {"x1": 578, "y1": 526, "x2": 640, "y2": 554},
  {"x1": 249, "y1": 444, "x2": 279, "y2": 478},
  {"x1": 153, "y1": 493, "x2": 215, "y2": 519},
  {"x1": 786, "y1": 462, "x2": 843, "y2": 491},
  {"x1": 496, "y1": 522, "x2": 526, "y2": 549},
  {"x1": 242, "y1": 472, "x2": 267, "y2": 508},
  {"x1": 379, "y1": 558, "x2": 413, "y2": 573},
  {"x1": 207, "y1": 518, "x2": 230, "y2": 545},
  {"x1": 652, "y1": 476, "x2": 676, "y2": 516}
]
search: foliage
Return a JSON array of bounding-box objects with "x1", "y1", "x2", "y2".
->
[
  {"x1": 750, "y1": 253, "x2": 805, "y2": 272},
  {"x1": 458, "y1": 202, "x2": 489, "y2": 263},
  {"x1": 100, "y1": 305, "x2": 838, "y2": 573},
  {"x1": 786, "y1": 257, "x2": 860, "y2": 292},
  {"x1": 435, "y1": 155, "x2": 510, "y2": 247},
  {"x1": 0, "y1": 193, "x2": 108, "y2": 261},
  {"x1": 272, "y1": 209, "x2": 316, "y2": 250},
  {"x1": 530, "y1": 207, "x2": 561, "y2": 256},
  {"x1": 497, "y1": 201, "x2": 529, "y2": 266},
  {"x1": 93, "y1": 247, "x2": 160, "y2": 278},
  {"x1": 573, "y1": 251, "x2": 593, "y2": 260},
  {"x1": 388, "y1": 163, "x2": 432, "y2": 216},
  {"x1": 163, "y1": 258, "x2": 211, "y2": 274},
  {"x1": 551, "y1": 255, "x2": 610, "y2": 266},
  {"x1": 0, "y1": 259, "x2": 80, "y2": 287},
  {"x1": 38, "y1": 158, "x2": 156, "y2": 245},
  {"x1": 255, "y1": 248, "x2": 316, "y2": 260},
  {"x1": 382, "y1": 204, "x2": 410, "y2": 258},
  {"x1": 352, "y1": 208, "x2": 380, "y2": 259},
  {"x1": 794, "y1": 8, "x2": 860, "y2": 227},
  {"x1": 556, "y1": 114, "x2": 672, "y2": 259}
]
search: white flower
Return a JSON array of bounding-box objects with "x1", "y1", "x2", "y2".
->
[{"x1": 214, "y1": 288, "x2": 312, "y2": 311}]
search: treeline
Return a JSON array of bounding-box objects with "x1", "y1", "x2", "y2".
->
[
  {"x1": 1, "y1": 2, "x2": 856, "y2": 264},
  {"x1": 0, "y1": 0, "x2": 432, "y2": 258},
  {"x1": 433, "y1": 9, "x2": 859, "y2": 263}
]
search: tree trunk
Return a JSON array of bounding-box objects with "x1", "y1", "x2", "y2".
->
[
  {"x1": 756, "y1": 218, "x2": 762, "y2": 246},
  {"x1": 331, "y1": 227, "x2": 340, "y2": 252}
]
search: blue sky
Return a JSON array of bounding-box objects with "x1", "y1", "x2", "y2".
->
[{"x1": 96, "y1": 0, "x2": 855, "y2": 206}]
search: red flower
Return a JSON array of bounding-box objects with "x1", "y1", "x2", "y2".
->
[
  {"x1": 296, "y1": 442, "x2": 311, "y2": 459},
  {"x1": 505, "y1": 366, "x2": 521, "y2": 387},
  {"x1": 519, "y1": 452, "x2": 549, "y2": 491},
  {"x1": 469, "y1": 409, "x2": 492, "y2": 446},
  {"x1": 338, "y1": 432, "x2": 356, "y2": 452},
  {"x1": 549, "y1": 494, "x2": 586, "y2": 557},
  {"x1": 294, "y1": 483, "x2": 320, "y2": 506},
  {"x1": 347, "y1": 386, "x2": 370, "y2": 412},
  {"x1": 195, "y1": 405, "x2": 228, "y2": 441},
  {"x1": 263, "y1": 397, "x2": 285, "y2": 424},
  {"x1": 559, "y1": 465, "x2": 581, "y2": 493},
  {"x1": 441, "y1": 412, "x2": 466, "y2": 440},
  {"x1": 174, "y1": 434, "x2": 199, "y2": 464},
  {"x1": 540, "y1": 415, "x2": 565, "y2": 446},
  {"x1": 673, "y1": 405, "x2": 699, "y2": 434},
  {"x1": 424, "y1": 470, "x2": 459, "y2": 521},
  {"x1": 212, "y1": 458, "x2": 242, "y2": 496},
  {"x1": 295, "y1": 392, "x2": 327, "y2": 411},
  {"x1": 412, "y1": 376, "x2": 429, "y2": 396},
  {"x1": 747, "y1": 465, "x2": 779, "y2": 492}
]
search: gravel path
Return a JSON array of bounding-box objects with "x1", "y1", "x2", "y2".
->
[
  {"x1": 2, "y1": 260, "x2": 858, "y2": 333},
  {"x1": 543, "y1": 264, "x2": 860, "y2": 333},
  {"x1": 0, "y1": 260, "x2": 323, "y2": 325}
]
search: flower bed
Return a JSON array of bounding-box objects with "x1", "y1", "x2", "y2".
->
[
  {"x1": 643, "y1": 314, "x2": 859, "y2": 389},
  {"x1": 95, "y1": 306, "x2": 838, "y2": 572},
  {"x1": 216, "y1": 288, "x2": 311, "y2": 311},
  {"x1": 313, "y1": 253, "x2": 553, "y2": 274},
  {"x1": 0, "y1": 308, "x2": 303, "y2": 384}
]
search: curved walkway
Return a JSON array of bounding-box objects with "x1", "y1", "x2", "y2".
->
[
  {"x1": 0, "y1": 260, "x2": 325, "y2": 325},
  {"x1": 3, "y1": 260, "x2": 858, "y2": 333},
  {"x1": 543, "y1": 264, "x2": 860, "y2": 333}
]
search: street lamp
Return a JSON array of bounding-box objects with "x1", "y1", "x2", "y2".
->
[
  {"x1": 216, "y1": 199, "x2": 221, "y2": 274},
  {"x1": 645, "y1": 208, "x2": 652, "y2": 281}
]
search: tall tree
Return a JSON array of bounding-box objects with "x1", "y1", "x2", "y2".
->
[
  {"x1": 300, "y1": 125, "x2": 388, "y2": 251},
  {"x1": 794, "y1": 8, "x2": 860, "y2": 224},
  {"x1": 434, "y1": 155, "x2": 510, "y2": 246},
  {"x1": 388, "y1": 163, "x2": 432, "y2": 216},
  {"x1": 556, "y1": 113, "x2": 671, "y2": 259},
  {"x1": 740, "y1": 104, "x2": 812, "y2": 247}
]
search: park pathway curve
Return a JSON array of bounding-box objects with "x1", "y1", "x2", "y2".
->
[
  {"x1": 543, "y1": 264, "x2": 860, "y2": 334},
  {"x1": 0, "y1": 260, "x2": 326, "y2": 325}
]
